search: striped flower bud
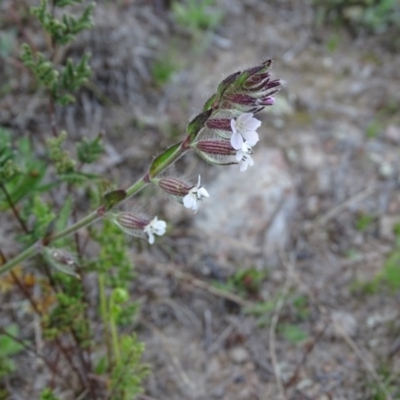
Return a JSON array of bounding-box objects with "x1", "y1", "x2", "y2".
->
[
  {"x1": 114, "y1": 213, "x2": 166, "y2": 244},
  {"x1": 195, "y1": 139, "x2": 237, "y2": 156},
  {"x1": 192, "y1": 139, "x2": 238, "y2": 166},
  {"x1": 158, "y1": 176, "x2": 209, "y2": 213},
  {"x1": 158, "y1": 177, "x2": 193, "y2": 197}
]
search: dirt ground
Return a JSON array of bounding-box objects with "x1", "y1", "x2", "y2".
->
[{"x1": 1, "y1": 0, "x2": 400, "y2": 399}]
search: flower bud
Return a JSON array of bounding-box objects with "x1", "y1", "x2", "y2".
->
[
  {"x1": 158, "y1": 177, "x2": 192, "y2": 197},
  {"x1": 206, "y1": 118, "x2": 232, "y2": 131},
  {"x1": 113, "y1": 213, "x2": 166, "y2": 244},
  {"x1": 116, "y1": 213, "x2": 149, "y2": 232},
  {"x1": 192, "y1": 139, "x2": 237, "y2": 166},
  {"x1": 158, "y1": 176, "x2": 209, "y2": 213},
  {"x1": 42, "y1": 248, "x2": 79, "y2": 277},
  {"x1": 225, "y1": 94, "x2": 258, "y2": 106},
  {"x1": 195, "y1": 139, "x2": 236, "y2": 156}
]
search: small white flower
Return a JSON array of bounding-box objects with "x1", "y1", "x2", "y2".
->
[
  {"x1": 183, "y1": 175, "x2": 209, "y2": 213},
  {"x1": 230, "y1": 113, "x2": 261, "y2": 150},
  {"x1": 143, "y1": 216, "x2": 167, "y2": 244},
  {"x1": 236, "y1": 142, "x2": 255, "y2": 172}
]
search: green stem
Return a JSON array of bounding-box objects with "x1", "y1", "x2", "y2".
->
[
  {"x1": 109, "y1": 298, "x2": 120, "y2": 365},
  {"x1": 0, "y1": 139, "x2": 189, "y2": 276},
  {"x1": 98, "y1": 273, "x2": 112, "y2": 369}
]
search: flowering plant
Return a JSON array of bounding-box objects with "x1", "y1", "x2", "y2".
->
[{"x1": 0, "y1": 59, "x2": 280, "y2": 274}]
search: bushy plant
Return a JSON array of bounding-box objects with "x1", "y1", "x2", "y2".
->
[{"x1": 0, "y1": 0, "x2": 281, "y2": 398}]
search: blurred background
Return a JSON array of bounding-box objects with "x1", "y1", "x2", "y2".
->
[{"x1": 1, "y1": 0, "x2": 400, "y2": 399}]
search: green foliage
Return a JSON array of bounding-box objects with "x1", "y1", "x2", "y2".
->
[
  {"x1": 0, "y1": 128, "x2": 20, "y2": 184},
  {"x1": 31, "y1": 0, "x2": 94, "y2": 45},
  {"x1": 366, "y1": 118, "x2": 382, "y2": 139},
  {"x1": 21, "y1": 44, "x2": 91, "y2": 105},
  {"x1": 214, "y1": 267, "x2": 268, "y2": 297},
  {"x1": 0, "y1": 325, "x2": 24, "y2": 378},
  {"x1": 21, "y1": 0, "x2": 93, "y2": 105},
  {"x1": 91, "y1": 219, "x2": 139, "y2": 322},
  {"x1": 151, "y1": 56, "x2": 178, "y2": 87},
  {"x1": 278, "y1": 323, "x2": 308, "y2": 343},
  {"x1": 77, "y1": 134, "x2": 104, "y2": 164},
  {"x1": 353, "y1": 222, "x2": 400, "y2": 294},
  {"x1": 172, "y1": 0, "x2": 223, "y2": 32},
  {"x1": 1, "y1": 0, "x2": 150, "y2": 397},
  {"x1": 355, "y1": 213, "x2": 375, "y2": 231},
  {"x1": 29, "y1": 195, "x2": 56, "y2": 241},
  {"x1": 44, "y1": 289, "x2": 88, "y2": 342},
  {"x1": 363, "y1": 362, "x2": 398, "y2": 400},
  {"x1": 90, "y1": 220, "x2": 146, "y2": 398},
  {"x1": 244, "y1": 293, "x2": 311, "y2": 328},
  {"x1": 0, "y1": 136, "x2": 46, "y2": 211},
  {"x1": 313, "y1": 0, "x2": 400, "y2": 34},
  {"x1": 109, "y1": 334, "x2": 148, "y2": 399},
  {"x1": 291, "y1": 294, "x2": 311, "y2": 320},
  {"x1": 40, "y1": 388, "x2": 61, "y2": 400},
  {"x1": 47, "y1": 131, "x2": 77, "y2": 175}
]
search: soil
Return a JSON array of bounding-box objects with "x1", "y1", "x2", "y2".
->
[{"x1": 1, "y1": 0, "x2": 400, "y2": 399}]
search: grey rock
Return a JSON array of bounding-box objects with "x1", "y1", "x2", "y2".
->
[{"x1": 194, "y1": 148, "x2": 297, "y2": 262}]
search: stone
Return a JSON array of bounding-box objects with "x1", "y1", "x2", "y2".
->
[
  {"x1": 229, "y1": 347, "x2": 249, "y2": 364},
  {"x1": 194, "y1": 148, "x2": 297, "y2": 262},
  {"x1": 330, "y1": 311, "x2": 358, "y2": 338}
]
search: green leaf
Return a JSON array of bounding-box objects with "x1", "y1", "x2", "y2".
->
[
  {"x1": 52, "y1": 196, "x2": 73, "y2": 247},
  {"x1": 57, "y1": 171, "x2": 100, "y2": 184},
  {"x1": 149, "y1": 142, "x2": 182, "y2": 178},
  {"x1": 279, "y1": 323, "x2": 308, "y2": 343},
  {"x1": 0, "y1": 163, "x2": 47, "y2": 210},
  {"x1": 77, "y1": 134, "x2": 104, "y2": 164},
  {"x1": 40, "y1": 388, "x2": 61, "y2": 400},
  {"x1": 216, "y1": 71, "x2": 241, "y2": 98},
  {"x1": 187, "y1": 109, "x2": 212, "y2": 142},
  {"x1": 243, "y1": 300, "x2": 274, "y2": 316},
  {"x1": 203, "y1": 93, "x2": 217, "y2": 111},
  {"x1": 102, "y1": 190, "x2": 127, "y2": 211},
  {"x1": 0, "y1": 325, "x2": 24, "y2": 357},
  {"x1": 236, "y1": 62, "x2": 269, "y2": 87}
]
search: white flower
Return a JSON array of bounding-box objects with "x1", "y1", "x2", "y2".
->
[
  {"x1": 230, "y1": 113, "x2": 261, "y2": 150},
  {"x1": 143, "y1": 216, "x2": 167, "y2": 244},
  {"x1": 236, "y1": 141, "x2": 255, "y2": 172},
  {"x1": 183, "y1": 175, "x2": 209, "y2": 213}
]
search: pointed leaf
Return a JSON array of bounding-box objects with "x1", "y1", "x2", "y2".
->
[
  {"x1": 102, "y1": 189, "x2": 127, "y2": 211},
  {"x1": 149, "y1": 142, "x2": 182, "y2": 178},
  {"x1": 187, "y1": 109, "x2": 212, "y2": 141}
]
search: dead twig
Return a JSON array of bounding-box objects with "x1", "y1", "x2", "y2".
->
[
  {"x1": 316, "y1": 185, "x2": 376, "y2": 228},
  {"x1": 155, "y1": 263, "x2": 254, "y2": 308}
]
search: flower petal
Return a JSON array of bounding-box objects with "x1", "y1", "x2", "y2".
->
[
  {"x1": 230, "y1": 119, "x2": 237, "y2": 134},
  {"x1": 230, "y1": 132, "x2": 243, "y2": 150},
  {"x1": 147, "y1": 232, "x2": 155, "y2": 244},
  {"x1": 197, "y1": 187, "x2": 210, "y2": 198},
  {"x1": 183, "y1": 194, "x2": 195, "y2": 209},
  {"x1": 238, "y1": 113, "x2": 254, "y2": 123},
  {"x1": 242, "y1": 130, "x2": 259, "y2": 144},
  {"x1": 244, "y1": 118, "x2": 261, "y2": 131}
]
